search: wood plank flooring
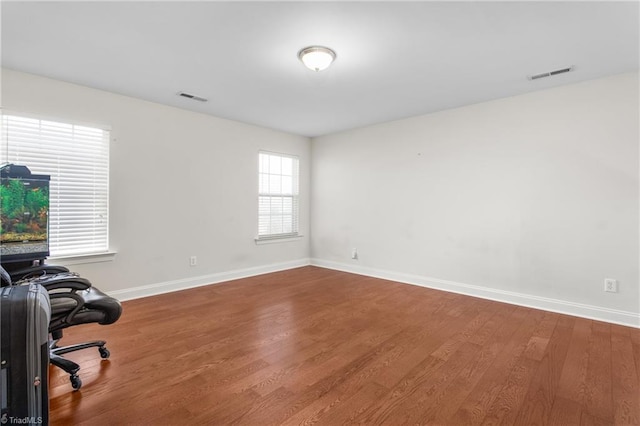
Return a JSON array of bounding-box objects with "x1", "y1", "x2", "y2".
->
[{"x1": 48, "y1": 266, "x2": 640, "y2": 425}]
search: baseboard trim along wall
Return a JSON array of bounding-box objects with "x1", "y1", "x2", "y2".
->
[
  {"x1": 107, "y1": 256, "x2": 639, "y2": 328},
  {"x1": 311, "y1": 258, "x2": 640, "y2": 329},
  {"x1": 108, "y1": 258, "x2": 311, "y2": 301}
]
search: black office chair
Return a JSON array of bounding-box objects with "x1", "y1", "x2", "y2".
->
[{"x1": 3, "y1": 265, "x2": 122, "y2": 390}]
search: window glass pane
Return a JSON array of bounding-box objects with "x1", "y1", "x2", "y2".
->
[
  {"x1": 268, "y1": 155, "x2": 281, "y2": 174},
  {"x1": 258, "y1": 215, "x2": 270, "y2": 235},
  {"x1": 281, "y1": 176, "x2": 293, "y2": 195},
  {"x1": 270, "y1": 197, "x2": 282, "y2": 214},
  {"x1": 281, "y1": 157, "x2": 292, "y2": 176},
  {"x1": 282, "y1": 197, "x2": 292, "y2": 213},
  {"x1": 270, "y1": 216, "x2": 283, "y2": 234},
  {"x1": 258, "y1": 196, "x2": 271, "y2": 214},
  {"x1": 269, "y1": 175, "x2": 281, "y2": 193},
  {"x1": 259, "y1": 174, "x2": 269, "y2": 193},
  {"x1": 282, "y1": 216, "x2": 293, "y2": 233},
  {"x1": 259, "y1": 154, "x2": 268, "y2": 173}
]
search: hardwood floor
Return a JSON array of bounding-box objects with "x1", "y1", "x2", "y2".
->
[{"x1": 48, "y1": 266, "x2": 640, "y2": 425}]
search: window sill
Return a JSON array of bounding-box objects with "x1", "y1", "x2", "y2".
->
[
  {"x1": 49, "y1": 251, "x2": 117, "y2": 265},
  {"x1": 255, "y1": 235, "x2": 304, "y2": 245}
]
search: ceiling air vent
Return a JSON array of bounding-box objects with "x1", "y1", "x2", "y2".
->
[
  {"x1": 528, "y1": 66, "x2": 574, "y2": 81},
  {"x1": 177, "y1": 92, "x2": 208, "y2": 102}
]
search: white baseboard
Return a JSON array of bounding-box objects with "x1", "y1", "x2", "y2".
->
[
  {"x1": 105, "y1": 256, "x2": 639, "y2": 328},
  {"x1": 108, "y1": 258, "x2": 311, "y2": 301},
  {"x1": 311, "y1": 258, "x2": 640, "y2": 329}
]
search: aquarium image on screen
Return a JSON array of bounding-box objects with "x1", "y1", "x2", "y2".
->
[{"x1": 1, "y1": 169, "x2": 50, "y2": 262}]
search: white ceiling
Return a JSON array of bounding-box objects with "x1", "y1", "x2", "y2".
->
[{"x1": 2, "y1": 1, "x2": 638, "y2": 138}]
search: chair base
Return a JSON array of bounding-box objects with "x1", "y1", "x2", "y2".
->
[{"x1": 50, "y1": 340, "x2": 111, "y2": 390}]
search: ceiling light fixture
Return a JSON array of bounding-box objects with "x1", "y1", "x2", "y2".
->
[{"x1": 298, "y1": 46, "x2": 336, "y2": 72}]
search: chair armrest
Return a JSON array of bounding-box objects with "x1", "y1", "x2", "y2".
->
[{"x1": 49, "y1": 292, "x2": 86, "y2": 325}]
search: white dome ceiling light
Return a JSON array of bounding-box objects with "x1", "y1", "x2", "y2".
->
[{"x1": 298, "y1": 46, "x2": 336, "y2": 72}]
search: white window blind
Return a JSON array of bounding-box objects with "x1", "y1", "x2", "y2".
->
[
  {"x1": 258, "y1": 151, "x2": 299, "y2": 239},
  {"x1": 1, "y1": 114, "x2": 110, "y2": 257}
]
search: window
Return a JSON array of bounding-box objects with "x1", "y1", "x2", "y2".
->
[
  {"x1": 1, "y1": 114, "x2": 110, "y2": 257},
  {"x1": 258, "y1": 151, "x2": 299, "y2": 240}
]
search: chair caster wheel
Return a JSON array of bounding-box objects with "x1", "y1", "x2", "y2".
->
[
  {"x1": 99, "y1": 347, "x2": 110, "y2": 359},
  {"x1": 70, "y1": 375, "x2": 82, "y2": 390}
]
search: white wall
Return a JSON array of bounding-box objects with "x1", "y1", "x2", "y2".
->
[
  {"x1": 2, "y1": 69, "x2": 311, "y2": 297},
  {"x1": 3, "y1": 69, "x2": 638, "y2": 326},
  {"x1": 311, "y1": 72, "x2": 639, "y2": 326}
]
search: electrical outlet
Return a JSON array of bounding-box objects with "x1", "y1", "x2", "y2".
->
[
  {"x1": 190, "y1": 256, "x2": 197, "y2": 267},
  {"x1": 604, "y1": 278, "x2": 618, "y2": 293},
  {"x1": 351, "y1": 248, "x2": 358, "y2": 260}
]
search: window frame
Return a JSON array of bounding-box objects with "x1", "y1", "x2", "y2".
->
[
  {"x1": 256, "y1": 150, "x2": 300, "y2": 242},
  {"x1": 1, "y1": 112, "x2": 111, "y2": 259}
]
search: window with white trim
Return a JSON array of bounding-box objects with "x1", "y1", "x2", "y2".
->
[
  {"x1": 258, "y1": 151, "x2": 299, "y2": 240},
  {"x1": 1, "y1": 114, "x2": 110, "y2": 257}
]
